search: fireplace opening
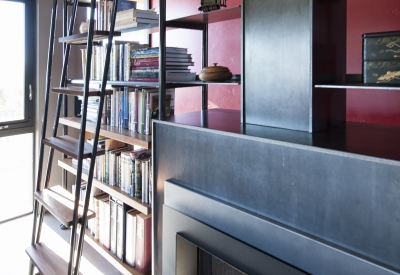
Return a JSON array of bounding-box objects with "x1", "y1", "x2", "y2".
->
[{"x1": 176, "y1": 233, "x2": 247, "y2": 275}]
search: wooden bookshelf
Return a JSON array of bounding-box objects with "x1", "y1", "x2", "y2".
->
[
  {"x1": 58, "y1": 159, "x2": 151, "y2": 215},
  {"x1": 59, "y1": 117, "x2": 151, "y2": 149}
]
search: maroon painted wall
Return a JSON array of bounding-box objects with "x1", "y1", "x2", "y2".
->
[
  {"x1": 347, "y1": 0, "x2": 400, "y2": 126},
  {"x1": 150, "y1": 0, "x2": 241, "y2": 114},
  {"x1": 151, "y1": 0, "x2": 400, "y2": 126}
]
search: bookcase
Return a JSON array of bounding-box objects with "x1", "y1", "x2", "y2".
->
[
  {"x1": 58, "y1": 119, "x2": 151, "y2": 274},
  {"x1": 56, "y1": 1, "x2": 241, "y2": 274}
]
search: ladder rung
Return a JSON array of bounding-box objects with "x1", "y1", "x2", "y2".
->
[
  {"x1": 51, "y1": 86, "x2": 113, "y2": 96},
  {"x1": 34, "y1": 185, "x2": 95, "y2": 227},
  {"x1": 43, "y1": 135, "x2": 105, "y2": 159},
  {"x1": 26, "y1": 243, "x2": 80, "y2": 275},
  {"x1": 58, "y1": 31, "x2": 121, "y2": 45}
]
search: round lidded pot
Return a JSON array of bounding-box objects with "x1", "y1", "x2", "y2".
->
[{"x1": 199, "y1": 63, "x2": 232, "y2": 81}]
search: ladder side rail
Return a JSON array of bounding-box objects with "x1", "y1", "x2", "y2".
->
[
  {"x1": 67, "y1": 1, "x2": 97, "y2": 274},
  {"x1": 29, "y1": 1, "x2": 58, "y2": 274},
  {"x1": 73, "y1": 0, "x2": 119, "y2": 271},
  {"x1": 62, "y1": 0, "x2": 68, "y2": 189}
]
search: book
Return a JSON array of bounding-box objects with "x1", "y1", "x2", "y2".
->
[
  {"x1": 116, "y1": 200, "x2": 130, "y2": 261},
  {"x1": 135, "y1": 213, "x2": 152, "y2": 274},
  {"x1": 141, "y1": 158, "x2": 149, "y2": 203},
  {"x1": 116, "y1": 0, "x2": 137, "y2": 12},
  {"x1": 131, "y1": 47, "x2": 187, "y2": 55},
  {"x1": 125, "y1": 209, "x2": 140, "y2": 267},
  {"x1": 109, "y1": 196, "x2": 118, "y2": 255},
  {"x1": 116, "y1": 8, "x2": 159, "y2": 20},
  {"x1": 93, "y1": 193, "x2": 108, "y2": 241},
  {"x1": 115, "y1": 17, "x2": 158, "y2": 25},
  {"x1": 114, "y1": 22, "x2": 149, "y2": 31},
  {"x1": 134, "y1": 158, "x2": 142, "y2": 199}
]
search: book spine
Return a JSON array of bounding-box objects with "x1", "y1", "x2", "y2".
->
[
  {"x1": 110, "y1": 197, "x2": 117, "y2": 255},
  {"x1": 144, "y1": 92, "x2": 151, "y2": 135},
  {"x1": 116, "y1": 201, "x2": 124, "y2": 260},
  {"x1": 142, "y1": 159, "x2": 148, "y2": 203},
  {"x1": 124, "y1": 43, "x2": 131, "y2": 81},
  {"x1": 131, "y1": 61, "x2": 159, "y2": 67},
  {"x1": 130, "y1": 156, "x2": 135, "y2": 196},
  {"x1": 125, "y1": 210, "x2": 138, "y2": 266},
  {"x1": 103, "y1": 199, "x2": 111, "y2": 250},
  {"x1": 135, "y1": 213, "x2": 152, "y2": 273},
  {"x1": 133, "y1": 89, "x2": 138, "y2": 132},
  {"x1": 129, "y1": 77, "x2": 158, "y2": 82},
  {"x1": 123, "y1": 87, "x2": 129, "y2": 129},
  {"x1": 119, "y1": 44, "x2": 124, "y2": 81},
  {"x1": 134, "y1": 158, "x2": 142, "y2": 199}
]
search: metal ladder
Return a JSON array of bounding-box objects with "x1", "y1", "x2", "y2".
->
[{"x1": 25, "y1": 0, "x2": 119, "y2": 274}]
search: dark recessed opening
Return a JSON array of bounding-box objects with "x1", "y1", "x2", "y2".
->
[{"x1": 176, "y1": 233, "x2": 247, "y2": 275}]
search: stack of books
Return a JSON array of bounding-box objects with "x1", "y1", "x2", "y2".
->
[
  {"x1": 115, "y1": 8, "x2": 159, "y2": 31},
  {"x1": 130, "y1": 47, "x2": 196, "y2": 82}
]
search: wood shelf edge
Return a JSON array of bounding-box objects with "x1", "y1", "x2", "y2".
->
[
  {"x1": 58, "y1": 159, "x2": 151, "y2": 215},
  {"x1": 59, "y1": 117, "x2": 151, "y2": 149}
]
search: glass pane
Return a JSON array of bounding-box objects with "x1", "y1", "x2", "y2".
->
[
  {"x1": 0, "y1": 133, "x2": 33, "y2": 222},
  {"x1": 0, "y1": 1, "x2": 25, "y2": 123}
]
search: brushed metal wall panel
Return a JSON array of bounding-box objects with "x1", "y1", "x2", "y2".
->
[
  {"x1": 244, "y1": 0, "x2": 312, "y2": 131},
  {"x1": 164, "y1": 180, "x2": 399, "y2": 275},
  {"x1": 153, "y1": 121, "x2": 400, "y2": 274}
]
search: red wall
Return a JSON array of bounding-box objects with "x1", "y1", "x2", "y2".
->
[
  {"x1": 150, "y1": 0, "x2": 241, "y2": 114},
  {"x1": 347, "y1": 0, "x2": 400, "y2": 126},
  {"x1": 151, "y1": 0, "x2": 400, "y2": 125}
]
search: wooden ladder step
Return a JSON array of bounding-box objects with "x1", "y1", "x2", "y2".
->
[
  {"x1": 26, "y1": 243, "x2": 81, "y2": 275},
  {"x1": 43, "y1": 135, "x2": 105, "y2": 159},
  {"x1": 51, "y1": 86, "x2": 113, "y2": 96},
  {"x1": 34, "y1": 185, "x2": 95, "y2": 227}
]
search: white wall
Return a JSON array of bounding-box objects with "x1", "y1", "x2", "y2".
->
[{"x1": 36, "y1": 0, "x2": 86, "y2": 190}]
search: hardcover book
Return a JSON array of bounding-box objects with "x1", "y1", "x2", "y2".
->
[
  {"x1": 125, "y1": 209, "x2": 140, "y2": 267},
  {"x1": 135, "y1": 213, "x2": 152, "y2": 274}
]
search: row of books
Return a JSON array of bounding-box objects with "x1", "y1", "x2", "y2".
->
[
  {"x1": 88, "y1": 191, "x2": 151, "y2": 273},
  {"x1": 130, "y1": 46, "x2": 196, "y2": 82},
  {"x1": 95, "y1": 0, "x2": 142, "y2": 31},
  {"x1": 77, "y1": 87, "x2": 175, "y2": 135},
  {"x1": 73, "y1": 141, "x2": 153, "y2": 204},
  {"x1": 80, "y1": 42, "x2": 147, "y2": 82},
  {"x1": 81, "y1": 45, "x2": 196, "y2": 82}
]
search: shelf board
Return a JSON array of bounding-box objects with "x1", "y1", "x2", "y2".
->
[
  {"x1": 315, "y1": 74, "x2": 400, "y2": 90},
  {"x1": 79, "y1": 226, "x2": 150, "y2": 275},
  {"x1": 58, "y1": 31, "x2": 121, "y2": 44},
  {"x1": 69, "y1": 79, "x2": 159, "y2": 89},
  {"x1": 315, "y1": 82, "x2": 400, "y2": 90},
  {"x1": 59, "y1": 158, "x2": 151, "y2": 215},
  {"x1": 68, "y1": 77, "x2": 241, "y2": 88},
  {"x1": 59, "y1": 117, "x2": 151, "y2": 149},
  {"x1": 52, "y1": 86, "x2": 113, "y2": 96},
  {"x1": 166, "y1": 5, "x2": 241, "y2": 28},
  {"x1": 164, "y1": 108, "x2": 400, "y2": 163},
  {"x1": 34, "y1": 185, "x2": 95, "y2": 227}
]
